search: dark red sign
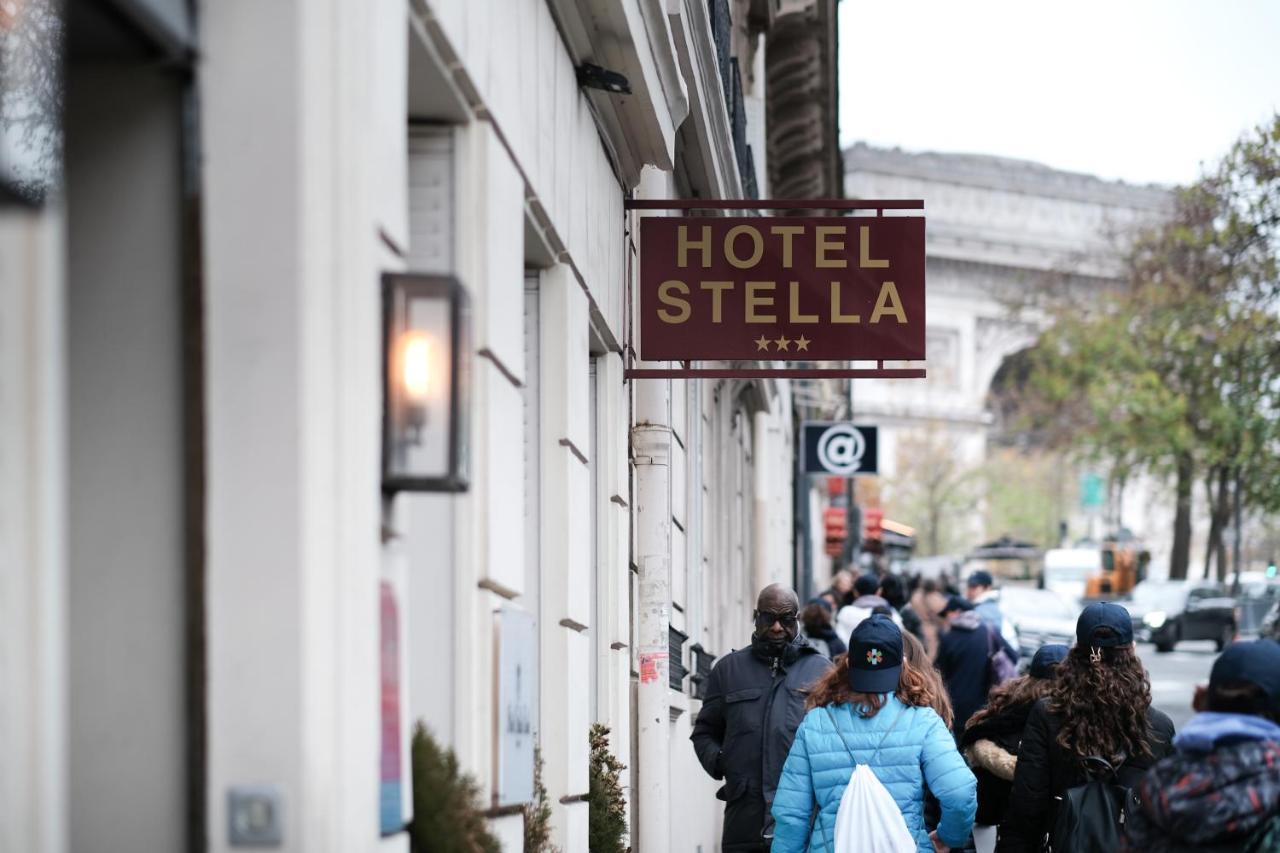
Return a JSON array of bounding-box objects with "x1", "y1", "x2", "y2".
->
[{"x1": 639, "y1": 215, "x2": 925, "y2": 361}]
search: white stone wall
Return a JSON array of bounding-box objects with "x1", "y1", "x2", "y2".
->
[
  {"x1": 202, "y1": 0, "x2": 388, "y2": 849},
  {"x1": 0, "y1": 211, "x2": 67, "y2": 853},
  {"x1": 1, "y1": 2, "x2": 804, "y2": 852}
]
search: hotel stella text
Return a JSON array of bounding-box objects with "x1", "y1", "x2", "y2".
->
[{"x1": 638, "y1": 215, "x2": 926, "y2": 361}]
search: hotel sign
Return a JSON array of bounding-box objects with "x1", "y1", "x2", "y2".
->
[{"x1": 638, "y1": 215, "x2": 925, "y2": 361}]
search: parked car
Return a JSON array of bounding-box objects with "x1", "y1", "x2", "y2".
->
[
  {"x1": 997, "y1": 586, "x2": 1079, "y2": 660},
  {"x1": 1232, "y1": 571, "x2": 1280, "y2": 635},
  {"x1": 1123, "y1": 580, "x2": 1237, "y2": 653}
]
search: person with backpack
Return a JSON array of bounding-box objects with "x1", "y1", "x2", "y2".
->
[
  {"x1": 995, "y1": 602, "x2": 1175, "y2": 852},
  {"x1": 1122, "y1": 638, "x2": 1280, "y2": 852},
  {"x1": 770, "y1": 614, "x2": 977, "y2": 853},
  {"x1": 935, "y1": 596, "x2": 1018, "y2": 735},
  {"x1": 959, "y1": 644, "x2": 1067, "y2": 853}
]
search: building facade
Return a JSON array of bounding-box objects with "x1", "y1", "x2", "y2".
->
[{"x1": 0, "y1": 1, "x2": 840, "y2": 852}]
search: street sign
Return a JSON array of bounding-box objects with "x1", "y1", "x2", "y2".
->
[
  {"x1": 638, "y1": 215, "x2": 925, "y2": 362},
  {"x1": 803, "y1": 422, "x2": 878, "y2": 475},
  {"x1": 1080, "y1": 472, "x2": 1105, "y2": 510}
]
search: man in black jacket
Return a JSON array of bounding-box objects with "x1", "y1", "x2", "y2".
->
[
  {"x1": 690, "y1": 584, "x2": 833, "y2": 852},
  {"x1": 937, "y1": 595, "x2": 1018, "y2": 735}
]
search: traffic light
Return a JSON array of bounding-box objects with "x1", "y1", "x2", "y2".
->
[
  {"x1": 1268, "y1": 563, "x2": 1277, "y2": 579},
  {"x1": 824, "y1": 507, "x2": 847, "y2": 557}
]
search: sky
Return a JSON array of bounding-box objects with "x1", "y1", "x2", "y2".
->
[{"x1": 837, "y1": 0, "x2": 1280, "y2": 187}]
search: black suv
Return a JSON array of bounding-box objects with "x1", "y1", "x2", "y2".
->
[{"x1": 1123, "y1": 580, "x2": 1237, "y2": 653}]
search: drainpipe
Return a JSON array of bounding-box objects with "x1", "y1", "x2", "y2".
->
[
  {"x1": 632, "y1": 167, "x2": 672, "y2": 852},
  {"x1": 753, "y1": 409, "x2": 771, "y2": 594}
]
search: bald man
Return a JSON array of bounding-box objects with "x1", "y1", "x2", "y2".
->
[{"x1": 690, "y1": 584, "x2": 833, "y2": 851}]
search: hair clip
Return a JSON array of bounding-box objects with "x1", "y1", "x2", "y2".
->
[{"x1": 1089, "y1": 647, "x2": 1103, "y2": 664}]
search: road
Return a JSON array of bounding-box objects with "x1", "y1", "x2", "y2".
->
[{"x1": 1139, "y1": 639, "x2": 1219, "y2": 730}]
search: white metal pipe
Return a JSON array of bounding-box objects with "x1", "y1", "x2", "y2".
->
[{"x1": 632, "y1": 166, "x2": 672, "y2": 852}]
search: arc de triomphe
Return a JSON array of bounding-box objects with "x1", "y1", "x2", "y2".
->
[{"x1": 843, "y1": 143, "x2": 1169, "y2": 552}]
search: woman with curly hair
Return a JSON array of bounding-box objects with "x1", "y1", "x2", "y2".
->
[
  {"x1": 996, "y1": 603, "x2": 1175, "y2": 852},
  {"x1": 771, "y1": 614, "x2": 976, "y2": 853},
  {"x1": 960, "y1": 645, "x2": 1066, "y2": 853}
]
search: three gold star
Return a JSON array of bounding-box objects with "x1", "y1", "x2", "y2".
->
[{"x1": 752, "y1": 335, "x2": 812, "y2": 353}]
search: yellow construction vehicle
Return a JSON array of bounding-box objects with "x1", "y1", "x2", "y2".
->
[{"x1": 1084, "y1": 537, "x2": 1150, "y2": 599}]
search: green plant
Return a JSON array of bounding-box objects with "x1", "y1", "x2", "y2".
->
[
  {"x1": 587, "y1": 724, "x2": 628, "y2": 853},
  {"x1": 524, "y1": 746, "x2": 556, "y2": 853},
  {"x1": 408, "y1": 722, "x2": 501, "y2": 853}
]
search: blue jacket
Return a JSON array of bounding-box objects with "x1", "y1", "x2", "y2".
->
[{"x1": 770, "y1": 696, "x2": 977, "y2": 853}]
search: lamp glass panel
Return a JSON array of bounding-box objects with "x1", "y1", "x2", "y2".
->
[{"x1": 387, "y1": 288, "x2": 451, "y2": 480}]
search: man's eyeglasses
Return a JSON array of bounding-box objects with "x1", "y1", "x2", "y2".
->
[{"x1": 754, "y1": 610, "x2": 798, "y2": 631}]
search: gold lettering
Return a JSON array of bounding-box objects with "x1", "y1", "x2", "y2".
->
[
  {"x1": 700, "y1": 281, "x2": 734, "y2": 323},
  {"x1": 725, "y1": 225, "x2": 764, "y2": 269},
  {"x1": 788, "y1": 281, "x2": 818, "y2": 323},
  {"x1": 830, "y1": 281, "x2": 860, "y2": 323},
  {"x1": 870, "y1": 281, "x2": 907, "y2": 324},
  {"x1": 657, "y1": 280, "x2": 691, "y2": 323},
  {"x1": 816, "y1": 226, "x2": 847, "y2": 268},
  {"x1": 745, "y1": 281, "x2": 777, "y2": 323},
  {"x1": 678, "y1": 225, "x2": 712, "y2": 269},
  {"x1": 770, "y1": 225, "x2": 805, "y2": 268},
  {"x1": 859, "y1": 225, "x2": 890, "y2": 269}
]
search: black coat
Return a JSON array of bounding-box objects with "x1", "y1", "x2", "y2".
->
[
  {"x1": 995, "y1": 698, "x2": 1176, "y2": 852},
  {"x1": 690, "y1": 635, "x2": 832, "y2": 852},
  {"x1": 936, "y1": 612, "x2": 1018, "y2": 735},
  {"x1": 958, "y1": 699, "x2": 1036, "y2": 826}
]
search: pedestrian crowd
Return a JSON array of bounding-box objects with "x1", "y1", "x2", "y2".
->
[{"x1": 691, "y1": 569, "x2": 1280, "y2": 852}]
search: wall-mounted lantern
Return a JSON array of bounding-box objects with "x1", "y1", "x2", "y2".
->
[{"x1": 381, "y1": 272, "x2": 470, "y2": 493}]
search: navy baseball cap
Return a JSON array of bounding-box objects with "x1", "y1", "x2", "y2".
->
[
  {"x1": 1210, "y1": 639, "x2": 1280, "y2": 712},
  {"x1": 937, "y1": 594, "x2": 975, "y2": 618},
  {"x1": 847, "y1": 614, "x2": 903, "y2": 694},
  {"x1": 967, "y1": 570, "x2": 994, "y2": 588},
  {"x1": 1029, "y1": 644, "x2": 1068, "y2": 679},
  {"x1": 854, "y1": 573, "x2": 881, "y2": 597},
  {"x1": 1076, "y1": 601, "x2": 1134, "y2": 647}
]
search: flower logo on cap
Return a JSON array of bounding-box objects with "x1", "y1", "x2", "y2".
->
[{"x1": 866, "y1": 648, "x2": 883, "y2": 666}]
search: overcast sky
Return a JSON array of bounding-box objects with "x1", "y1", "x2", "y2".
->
[{"x1": 837, "y1": 0, "x2": 1280, "y2": 187}]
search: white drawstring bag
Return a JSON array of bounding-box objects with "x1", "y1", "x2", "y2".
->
[{"x1": 817, "y1": 705, "x2": 918, "y2": 853}]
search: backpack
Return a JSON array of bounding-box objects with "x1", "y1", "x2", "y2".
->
[
  {"x1": 815, "y1": 705, "x2": 917, "y2": 853},
  {"x1": 1048, "y1": 756, "x2": 1139, "y2": 852},
  {"x1": 986, "y1": 626, "x2": 1017, "y2": 687}
]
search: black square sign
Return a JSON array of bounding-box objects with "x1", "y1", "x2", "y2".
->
[{"x1": 802, "y1": 423, "x2": 878, "y2": 475}]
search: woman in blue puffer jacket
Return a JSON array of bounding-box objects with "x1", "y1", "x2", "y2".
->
[{"x1": 771, "y1": 614, "x2": 977, "y2": 852}]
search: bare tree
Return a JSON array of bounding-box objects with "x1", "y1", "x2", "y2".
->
[{"x1": 1, "y1": 0, "x2": 62, "y2": 203}]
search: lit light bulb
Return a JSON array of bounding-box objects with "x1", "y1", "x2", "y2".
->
[{"x1": 402, "y1": 332, "x2": 431, "y2": 404}]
